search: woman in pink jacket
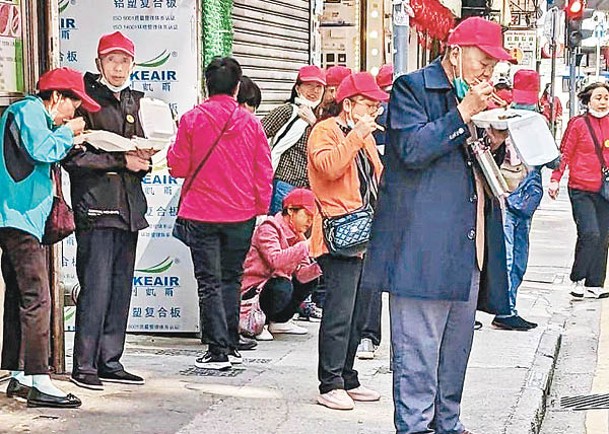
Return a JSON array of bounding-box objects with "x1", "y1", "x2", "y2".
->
[
  {"x1": 167, "y1": 57, "x2": 273, "y2": 371},
  {"x1": 241, "y1": 189, "x2": 321, "y2": 340}
]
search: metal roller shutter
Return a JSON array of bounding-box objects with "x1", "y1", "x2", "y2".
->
[{"x1": 232, "y1": 0, "x2": 311, "y2": 114}]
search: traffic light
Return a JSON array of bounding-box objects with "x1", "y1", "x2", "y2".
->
[
  {"x1": 565, "y1": 0, "x2": 593, "y2": 49},
  {"x1": 566, "y1": 0, "x2": 584, "y2": 20}
]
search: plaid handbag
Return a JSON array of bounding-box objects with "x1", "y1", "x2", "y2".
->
[{"x1": 319, "y1": 203, "x2": 374, "y2": 258}]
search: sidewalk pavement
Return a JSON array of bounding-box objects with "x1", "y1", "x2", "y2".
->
[{"x1": 0, "y1": 187, "x2": 576, "y2": 434}]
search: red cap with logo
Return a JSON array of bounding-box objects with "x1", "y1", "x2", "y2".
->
[
  {"x1": 283, "y1": 188, "x2": 316, "y2": 215},
  {"x1": 38, "y1": 67, "x2": 101, "y2": 112},
  {"x1": 447, "y1": 17, "x2": 516, "y2": 64},
  {"x1": 376, "y1": 64, "x2": 394, "y2": 89},
  {"x1": 512, "y1": 69, "x2": 540, "y2": 105},
  {"x1": 297, "y1": 65, "x2": 326, "y2": 86},
  {"x1": 97, "y1": 31, "x2": 135, "y2": 58},
  {"x1": 326, "y1": 66, "x2": 352, "y2": 87},
  {"x1": 336, "y1": 72, "x2": 389, "y2": 103}
]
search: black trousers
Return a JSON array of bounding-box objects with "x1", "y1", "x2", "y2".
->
[
  {"x1": 361, "y1": 286, "x2": 382, "y2": 346},
  {"x1": 259, "y1": 277, "x2": 317, "y2": 323},
  {"x1": 0, "y1": 228, "x2": 51, "y2": 375},
  {"x1": 73, "y1": 228, "x2": 138, "y2": 376},
  {"x1": 317, "y1": 254, "x2": 367, "y2": 394},
  {"x1": 569, "y1": 188, "x2": 609, "y2": 287},
  {"x1": 188, "y1": 218, "x2": 255, "y2": 355}
]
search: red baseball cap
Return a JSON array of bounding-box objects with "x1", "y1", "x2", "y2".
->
[
  {"x1": 38, "y1": 67, "x2": 101, "y2": 112},
  {"x1": 447, "y1": 17, "x2": 516, "y2": 64},
  {"x1": 297, "y1": 65, "x2": 326, "y2": 86},
  {"x1": 283, "y1": 188, "x2": 316, "y2": 215},
  {"x1": 336, "y1": 72, "x2": 389, "y2": 103},
  {"x1": 326, "y1": 66, "x2": 352, "y2": 87},
  {"x1": 376, "y1": 64, "x2": 394, "y2": 89},
  {"x1": 97, "y1": 31, "x2": 135, "y2": 58},
  {"x1": 512, "y1": 69, "x2": 540, "y2": 105}
]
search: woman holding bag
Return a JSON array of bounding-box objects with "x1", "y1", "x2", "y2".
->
[
  {"x1": 308, "y1": 72, "x2": 385, "y2": 410},
  {"x1": 0, "y1": 67, "x2": 99, "y2": 408},
  {"x1": 550, "y1": 82, "x2": 609, "y2": 299}
]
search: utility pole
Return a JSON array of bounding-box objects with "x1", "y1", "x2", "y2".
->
[
  {"x1": 392, "y1": 0, "x2": 411, "y2": 79},
  {"x1": 548, "y1": 6, "x2": 559, "y2": 136}
]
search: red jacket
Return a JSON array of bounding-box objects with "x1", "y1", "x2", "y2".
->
[
  {"x1": 167, "y1": 95, "x2": 273, "y2": 223},
  {"x1": 241, "y1": 214, "x2": 310, "y2": 291},
  {"x1": 551, "y1": 114, "x2": 609, "y2": 192}
]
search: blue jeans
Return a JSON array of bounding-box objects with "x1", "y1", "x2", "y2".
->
[
  {"x1": 499, "y1": 208, "x2": 532, "y2": 317},
  {"x1": 269, "y1": 179, "x2": 296, "y2": 215},
  {"x1": 390, "y1": 269, "x2": 480, "y2": 434}
]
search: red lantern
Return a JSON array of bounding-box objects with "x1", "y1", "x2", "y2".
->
[{"x1": 410, "y1": 0, "x2": 455, "y2": 45}]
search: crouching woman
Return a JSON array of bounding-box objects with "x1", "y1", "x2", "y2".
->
[{"x1": 241, "y1": 189, "x2": 321, "y2": 340}]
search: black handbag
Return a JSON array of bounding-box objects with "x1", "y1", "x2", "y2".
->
[
  {"x1": 583, "y1": 115, "x2": 609, "y2": 201},
  {"x1": 317, "y1": 202, "x2": 374, "y2": 258},
  {"x1": 172, "y1": 106, "x2": 238, "y2": 246}
]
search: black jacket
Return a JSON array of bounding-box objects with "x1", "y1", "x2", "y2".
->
[{"x1": 63, "y1": 72, "x2": 149, "y2": 232}]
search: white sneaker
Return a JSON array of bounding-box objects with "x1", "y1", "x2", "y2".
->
[
  {"x1": 256, "y1": 326, "x2": 274, "y2": 341},
  {"x1": 356, "y1": 338, "x2": 376, "y2": 360},
  {"x1": 585, "y1": 287, "x2": 609, "y2": 299},
  {"x1": 268, "y1": 320, "x2": 307, "y2": 335},
  {"x1": 570, "y1": 281, "x2": 584, "y2": 299},
  {"x1": 317, "y1": 389, "x2": 355, "y2": 410}
]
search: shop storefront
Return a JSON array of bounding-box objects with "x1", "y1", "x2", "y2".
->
[{"x1": 231, "y1": 0, "x2": 317, "y2": 113}]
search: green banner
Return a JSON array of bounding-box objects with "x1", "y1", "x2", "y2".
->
[{"x1": 202, "y1": 0, "x2": 233, "y2": 69}]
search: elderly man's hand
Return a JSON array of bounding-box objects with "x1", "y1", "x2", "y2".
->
[
  {"x1": 457, "y1": 81, "x2": 493, "y2": 123},
  {"x1": 486, "y1": 127, "x2": 509, "y2": 151}
]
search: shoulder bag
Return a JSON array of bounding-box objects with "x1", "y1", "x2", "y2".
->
[
  {"x1": 583, "y1": 115, "x2": 609, "y2": 201},
  {"x1": 172, "y1": 106, "x2": 238, "y2": 246},
  {"x1": 505, "y1": 169, "x2": 543, "y2": 219},
  {"x1": 43, "y1": 164, "x2": 76, "y2": 245},
  {"x1": 317, "y1": 201, "x2": 374, "y2": 258}
]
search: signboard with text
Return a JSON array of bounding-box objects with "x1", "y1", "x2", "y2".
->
[{"x1": 59, "y1": 0, "x2": 201, "y2": 332}]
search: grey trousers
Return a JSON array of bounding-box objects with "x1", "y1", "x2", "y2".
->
[{"x1": 390, "y1": 270, "x2": 480, "y2": 434}]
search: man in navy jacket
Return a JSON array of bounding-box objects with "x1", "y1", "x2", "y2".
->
[{"x1": 362, "y1": 18, "x2": 512, "y2": 434}]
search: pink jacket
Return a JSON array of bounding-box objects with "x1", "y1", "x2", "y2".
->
[
  {"x1": 167, "y1": 95, "x2": 273, "y2": 223},
  {"x1": 241, "y1": 214, "x2": 310, "y2": 291}
]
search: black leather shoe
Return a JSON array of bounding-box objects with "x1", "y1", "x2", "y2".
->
[
  {"x1": 27, "y1": 387, "x2": 81, "y2": 409},
  {"x1": 6, "y1": 378, "x2": 30, "y2": 401},
  {"x1": 492, "y1": 315, "x2": 532, "y2": 331},
  {"x1": 238, "y1": 335, "x2": 258, "y2": 351},
  {"x1": 99, "y1": 370, "x2": 144, "y2": 385},
  {"x1": 520, "y1": 316, "x2": 538, "y2": 329},
  {"x1": 71, "y1": 372, "x2": 104, "y2": 390}
]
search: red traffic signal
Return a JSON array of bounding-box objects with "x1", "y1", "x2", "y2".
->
[{"x1": 566, "y1": 0, "x2": 584, "y2": 19}]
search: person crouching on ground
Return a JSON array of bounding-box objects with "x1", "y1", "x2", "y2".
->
[
  {"x1": 1, "y1": 67, "x2": 99, "y2": 408},
  {"x1": 241, "y1": 188, "x2": 321, "y2": 341},
  {"x1": 308, "y1": 72, "x2": 386, "y2": 410}
]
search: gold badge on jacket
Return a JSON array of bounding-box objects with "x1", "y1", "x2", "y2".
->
[
  {"x1": 604, "y1": 139, "x2": 609, "y2": 148},
  {"x1": 126, "y1": 114, "x2": 135, "y2": 124}
]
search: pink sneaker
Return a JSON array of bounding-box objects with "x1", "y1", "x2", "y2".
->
[
  {"x1": 346, "y1": 385, "x2": 381, "y2": 402},
  {"x1": 317, "y1": 389, "x2": 355, "y2": 410}
]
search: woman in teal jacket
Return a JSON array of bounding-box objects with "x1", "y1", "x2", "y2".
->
[{"x1": 0, "y1": 67, "x2": 99, "y2": 409}]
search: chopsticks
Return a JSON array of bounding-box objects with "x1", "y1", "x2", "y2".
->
[{"x1": 472, "y1": 78, "x2": 508, "y2": 108}]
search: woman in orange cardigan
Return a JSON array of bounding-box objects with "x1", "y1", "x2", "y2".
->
[{"x1": 307, "y1": 72, "x2": 386, "y2": 410}]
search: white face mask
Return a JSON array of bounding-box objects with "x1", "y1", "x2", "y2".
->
[
  {"x1": 589, "y1": 108, "x2": 609, "y2": 118},
  {"x1": 46, "y1": 94, "x2": 62, "y2": 123},
  {"x1": 295, "y1": 95, "x2": 322, "y2": 109},
  {"x1": 344, "y1": 103, "x2": 356, "y2": 129},
  {"x1": 100, "y1": 75, "x2": 132, "y2": 93}
]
